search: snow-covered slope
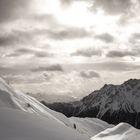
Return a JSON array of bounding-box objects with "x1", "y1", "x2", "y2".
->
[
  {"x1": 91, "y1": 123, "x2": 140, "y2": 140},
  {"x1": 0, "y1": 77, "x2": 89, "y2": 140},
  {"x1": 0, "y1": 108, "x2": 89, "y2": 140},
  {"x1": 0, "y1": 77, "x2": 71, "y2": 125},
  {"x1": 70, "y1": 117, "x2": 113, "y2": 137}
]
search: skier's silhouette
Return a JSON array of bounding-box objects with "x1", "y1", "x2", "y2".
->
[{"x1": 74, "y1": 124, "x2": 76, "y2": 129}]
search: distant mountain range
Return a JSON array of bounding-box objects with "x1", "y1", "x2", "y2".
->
[
  {"x1": 27, "y1": 93, "x2": 77, "y2": 103},
  {"x1": 42, "y1": 79, "x2": 140, "y2": 129}
]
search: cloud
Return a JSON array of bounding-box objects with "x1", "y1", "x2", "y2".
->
[
  {"x1": 61, "y1": 0, "x2": 74, "y2": 6},
  {"x1": 61, "y1": 0, "x2": 91, "y2": 6},
  {"x1": 37, "y1": 27, "x2": 91, "y2": 40},
  {"x1": 0, "y1": 27, "x2": 90, "y2": 48},
  {"x1": 34, "y1": 51, "x2": 52, "y2": 58},
  {"x1": 28, "y1": 14, "x2": 60, "y2": 28},
  {"x1": 0, "y1": 66, "x2": 26, "y2": 76},
  {"x1": 71, "y1": 48, "x2": 102, "y2": 57},
  {"x1": 0, "y1": 21, "x2": 90, "y2": 48},
  {"x1": 106, "y1": 50, "x2": 139, "y2": 58},
  {"x1": 95, "y1": 33, "x2": 114, "y2": 43},
  {"x1": 0, "y1": 0, "x2": 31, "y2": 23},
  {"x1": 129, "y1": 33, "x2": 140, "y2": 44},
  {"x1": 30, "y1": 14, "x2": 55, "y2": 22},
  {"x1": 6, "y1": 48, "x2": 52, "y2": 58},
  {"x1": 0, "y1": 30, "x2": 34, "y2": 47},
  {"x1": 43, "y1": 73, "x2": 54, "y2": 81},
  {"x1": 80, "y1": 70, "x2": 100, "y2": 79},
  {"x1": 67, "y1": 61, "x2": 140, "y2": 72},
  {"x1": 2, "y1": 74, "x2": 47, "y2": 84},
  {"x1": 92, "y1": 0, "x2": 133, "y2": 15},
  {"x1": 31, "y1": 64, "x2": 63, "y2": 72},
  {"x1": 132, "y1": 33, "x2": 140, "y2": 39},
  {"x1": 92, "y1": 61, "x2": 140, "y2": 72}
]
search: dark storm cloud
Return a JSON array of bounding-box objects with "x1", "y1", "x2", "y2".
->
[
  {"x1": 7, "y1": 48, "x2": 52, "y2": 58},
  {"x1": 0, "y1": 0, "x2": 31, "y2": 22},
  {"x1": 71, "y1": 48, "x2": 102, "y2": 57},
  {"x1": 92, "y1": 0, "x2": 133, "y2": 15},
  {"x1": 80, "y1": 70, "x2": 100, "y2": 79},
  {"x1": 31, "y1": 64, "x2": 63, "y2": 72},
  {"x1": 106, "y1": 50, "x2": 139, "y2": 58},
  {"x1": 95, "y1": 33, "x2": 114, "y2": 43}
]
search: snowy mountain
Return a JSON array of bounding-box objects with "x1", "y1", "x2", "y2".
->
[
  {"x1": 0, "y1": 76, "x2": 140, "y2": 140},
  {"x1": 45, "y1": 79, "x2": 140, "y2": 129}
]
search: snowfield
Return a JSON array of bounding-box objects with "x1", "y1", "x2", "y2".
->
[
  {"x1": 0, "y1": 108, "x2": 88, "y2": 140},
  {"x1": 70, "y1": 117, "x2": 113, "y2": 137},
  {"x1": 91, "y1": 123, "x2": 140, "y2": 140},
  {"x1": 0, "y1": 77, "x2": 140, "y2": 140}
]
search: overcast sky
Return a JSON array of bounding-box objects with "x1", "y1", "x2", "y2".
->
[{"x1": 0, "y1": 0, "x2": 140, "y2": 98}]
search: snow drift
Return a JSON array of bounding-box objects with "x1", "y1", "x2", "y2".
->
[{"x1": 91, "y1": 123, "x2": 140, "y2": 140}]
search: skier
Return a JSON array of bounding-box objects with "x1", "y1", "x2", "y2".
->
[{"x1": 74, "y1": 123, "x2": 76, "y2": 129}]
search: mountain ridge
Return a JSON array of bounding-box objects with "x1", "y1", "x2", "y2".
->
[{"x1": 44, "y1": 78, "x2": 140, "y2": 129}]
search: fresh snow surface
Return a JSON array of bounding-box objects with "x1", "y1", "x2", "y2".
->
[
  {"x1": 0, "y1": 108, "x2": 88, "y2": 140},
  {"x1": 70, "y1": 117, "x2": 113, "y2": 137},
  {"x1": 91, "y1": 123, "x2": 140, "y2": 140}
]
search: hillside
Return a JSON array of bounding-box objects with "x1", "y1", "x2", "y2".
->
[{"x1": 0, "y1": 77, "x2": 139, "y2": 140}]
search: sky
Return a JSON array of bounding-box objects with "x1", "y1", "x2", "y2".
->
[{"x1": 0, "y1": 0, "x2": 140, "y2": 98}]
